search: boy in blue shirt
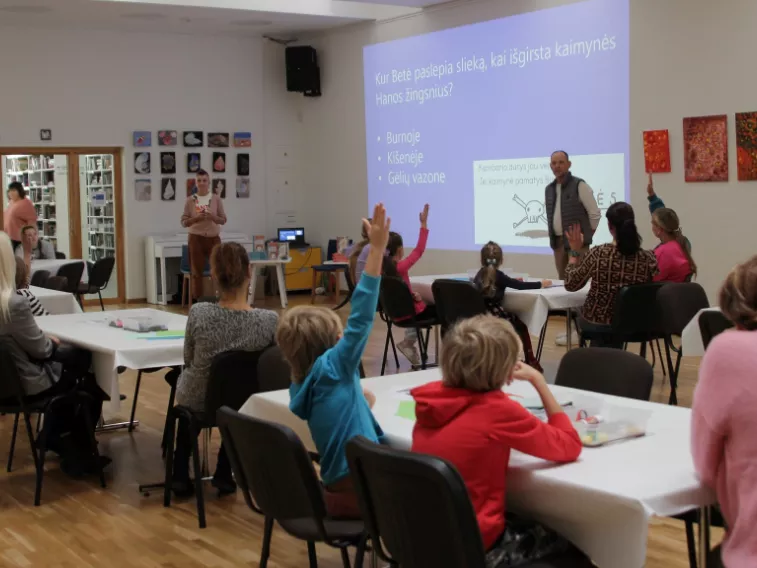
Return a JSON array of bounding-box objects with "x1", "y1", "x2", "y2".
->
[{"x1": 276, "y1": 204, "x2": 391, "y2": 518}]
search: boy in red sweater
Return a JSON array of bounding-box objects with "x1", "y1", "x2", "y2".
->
[{"x1": 411, "y1": 315, "x2": 591, "y2": 567}]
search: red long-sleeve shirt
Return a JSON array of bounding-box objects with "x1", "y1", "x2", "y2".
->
[{"x1": 411, "y1": 381, "x2": 582, "y2": 549}]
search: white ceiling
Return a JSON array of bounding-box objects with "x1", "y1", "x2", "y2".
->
[{"x1": 0, "y1": 0, "x2": 451, "y2": 36}]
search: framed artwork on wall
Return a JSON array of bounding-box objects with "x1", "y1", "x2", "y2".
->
[
  {"x1": 158, "y1": 130, "x2": 178, "y2": 146},
  {"x1": 642, "y1": 130, "x2": 671, "y2": 173},
  {"x1": 683, "y1": 115, "x2": 728, "y2": 182},
  {"x1": 134, "y1": 152, "x2": 150, "y2": 174},
  {"x1": 208, "y1": 133, "x2": 230, "y2": 148},
  {"x1": 736, "y1": 112, "x2": 757, "y2": 181},
  {"x1": 213, "y1": 178, "x2": 227, "y2": 198},
  {"x1": 161, "y1": 178, "x2": 176, "y2": 201},
  {"x1": 133, "y1": 131, "x2": 151, "y2": 147},
  {"x1": 187, "y1": 153, "x2": 201, "y2": 173},
  {"x1": 183, "y1": 131, "x2": 203, "y2": 147},
  {"x1": 213, "y1": 152, "x2": 226, "y2": 173}
]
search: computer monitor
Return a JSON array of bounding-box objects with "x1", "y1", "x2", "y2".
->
[{"x1": 278, "y1": 227, "x2": 305, "y2": 243}]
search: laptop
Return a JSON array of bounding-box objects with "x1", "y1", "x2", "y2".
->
[{"x1": 277, "y1": 227, "x2": 309, "y2": 248}]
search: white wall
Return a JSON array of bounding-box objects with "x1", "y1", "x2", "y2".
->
[
  {"x1": 297, "y1": 0, "x2": 757, "y2": 301},
  {"x1": 0, "y1": 26, "x2": 297, "y2": 299}
]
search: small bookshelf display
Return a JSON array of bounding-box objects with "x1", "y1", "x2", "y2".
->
[
  {"x1": 83, "y1": 154, "x2": 116, "y2": 262},
  {"x1": 3, "y1": 154, "x2": 58, "y2": 243}
]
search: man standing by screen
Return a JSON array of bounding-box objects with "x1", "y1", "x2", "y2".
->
[{"x1": 545, "y1": 150, "x2": 601, "y2": 279}]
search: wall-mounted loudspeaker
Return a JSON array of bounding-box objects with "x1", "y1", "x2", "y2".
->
[{"x1": 285, "y1": 46, "x2": 321, "y2": 97}]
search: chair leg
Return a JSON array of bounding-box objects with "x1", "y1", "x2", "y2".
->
[
  {"x1": 684, "y1": 518, "x2": 697, "y2": 568},
  {"x1": 128, "y1": 371, "x2": 143, "y2": 432},
  {"x1": 664, "y1": 339, "x2": 678, "y2": 405},
  {"x1": 655, "y1": 339, "x2": 667, "y2": 378},
  {"x1": 340, "y1": 547, "x2": 352, "y2": 568},
  {"x1": 98, "y1": 291, "x2": 104, "y2": 311},
  {"x1": 388, "y1": 327, "x2": 399, "y2": 367},
  {"x1": 536, "y1": 322, "x2": 548, "y2": 361},
  {"x1": 189, "y1": 421, "x2": 207, "y2": 528},
  {"x1": 29, "y1": 411, "x2": 45, "y2": 506},
  {"x1": 307, "y1": 541, "x2": 319, "y2": 568},
  {"x1": 7, "y1": 413, "x2": 19, "y2": 472},
  {"x1": 163, "y1": 409, "x2": 177, "y2": 508},
  {"x1": 353, "y1": 534, "x2": 368, "y2": 568},
  {"x1": 380, "y1": 326, "x2": 391, "y2": 376},
  {"x1": 182, "y1": 276, "x2": 188, "y2": 307},
  {"x1": 418, "y1": 327, "x2": 429, "y2": 370},
  {"x1": 260, "y1": 516, "x2": 274, "y2": 568},
  {"x1": 162, "y1": 383, "x2": 177, "y2": 458},
  {"x1": 80, "y1": 394, "x2": 107, "y2": 489}
]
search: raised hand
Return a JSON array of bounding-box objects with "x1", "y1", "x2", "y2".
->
[
  {"x1": 363, "y1": 203, "x2": 391, "y2": 253},
  {"x1": 419, "y1": 203, "x2": 430, "y2": 228},
  {"x1": 647, "y1": 173, "x2": 655, "y2": 197},
  {"x1": 564, "y1": 224, "x2": 584, "y2": 252},
  {"x1": 541, "y1": 279, "x2": 553, "y2": 288}
]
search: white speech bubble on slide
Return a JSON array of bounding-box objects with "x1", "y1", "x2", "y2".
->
[{"x1": 473, "y1": 153, "x2": 625, "y2": 249}]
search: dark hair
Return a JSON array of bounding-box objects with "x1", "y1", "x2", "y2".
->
[
  {"x1": 349, "y1": 218, "x2": 372, "y2": 281},
  {"x1": 210, "y1": 242, "x2": 249, "y2": 294},
  {"x1": 606, "y1": 202, "x2": 641, "y2": 256},
  {"x1": 382, "y1": 232, "x2": 403, "y2": 278},
  {"x1": 479, "y1": 241, "x2": 503, "y2": 299},
  {"x1": 551, "y1": 150, "x2": 570, "y2": 161},
  {"x1": 7, "y1": 182, "x2": 25, "y2": 198},
  {"x1": 652, "y1": 208, "x2": 697, "y2": 277},
  {"x1": 14, "y1": 256, "x2": 27, "y2": 289},
  {"x1": 196, "y1": 169, "x2": 209, "y2": 178}
]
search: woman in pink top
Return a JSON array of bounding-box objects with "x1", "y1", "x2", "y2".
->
[
  {"x1": 4, "y1": 182, "x2": 38, "y2": 250},
  {"x1": 383, "y1": 204, "x2": 434, "y2": 365},
  {"x1": 651, "y1": 208, "x2": 696, "y2": 283},
  {"x1": 692, "y1": 255, "x2": 757, "y2": 568},
  {"x1": 180, "y1": 170, "x2": 227, "y2": 302}
]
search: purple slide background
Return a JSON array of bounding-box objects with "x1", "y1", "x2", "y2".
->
[{"x1": 363, "y1": 0, "x2": 629, "y2": 253}]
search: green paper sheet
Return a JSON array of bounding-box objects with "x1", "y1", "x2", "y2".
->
[
  {"x1": 396, "y1": 400, "x2": 416, "y2": 421},
  {"x1": 155, "y1": 330, "x2": 185, "y2": 337}
]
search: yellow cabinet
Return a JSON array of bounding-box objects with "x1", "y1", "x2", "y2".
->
[{"x1": 284, "y1": 246, "x2": 322, "y2": 291}]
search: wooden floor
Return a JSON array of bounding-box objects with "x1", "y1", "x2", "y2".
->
[{"x1": 0, "y1": 294, "x2": 720, "y2": 567}]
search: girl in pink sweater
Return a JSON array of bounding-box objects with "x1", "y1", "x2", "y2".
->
[
  {"x1": 383, "y1": 204, "x2": 434, "y2": 366},
  {"x1": 692, "y1": 255, "x2": 757, "y2": 568},
  {"x1": 651, "y1": 208, "x2": 696, "y2": 283}
]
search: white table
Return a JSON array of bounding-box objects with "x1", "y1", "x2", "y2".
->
[
  {"x1": 248, "y1": 258, "x2": 291, "y2": 309},
  {"x1": 30, "y1": 258, "x2": 89, "y2": 283},
  {"x1": 239, "y1": 370, "x2": 715, "y2": 568},
  {"x1": 681, "y1": 308, "x2": 722, "y2": 357},
  {"x1": 411, "y1": 273, "x2": 589, "y2": 337},
  {"x1": 29, "y1": 285, "x2": 82, "y2": 315},
  {"x1": 35, "y1": 308, "x2": 186, "y2": 412}
]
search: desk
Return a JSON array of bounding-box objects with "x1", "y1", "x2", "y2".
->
[
  {"x1": 248, "y1": 258, "x2": 291, "y2": 309},
  {"x1": 411, "y1": 274, "x2": 589, "y2": 337},
  {"x1": 145, "y1": 232, "x2": 253, "y2": 305},
  {"x1": 30, "y1": 259, "x2": 89, "y2": 283},
  {"x1": 239, "y1": 369, "x2": 716, "y2": 568},
  {"x1": 29, "y1": 285, "x2": 82, "y2": 315},
  {"x1": 35, "y1": 308, "x2": 186, "y2": 412}
]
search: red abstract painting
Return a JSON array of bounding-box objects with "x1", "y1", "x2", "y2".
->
[
  {"x1": 682, "y1": 115, "x2": 728, "y2": 182},
  {"x1": 642, "y1": 130, "x2": 671, "y2": 173},
  {"x1": 736, "y1": 112, "x2": 757, "y2": 181}
]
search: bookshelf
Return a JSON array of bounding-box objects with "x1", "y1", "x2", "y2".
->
[
  {"x1": 82, "y1": 154, "x2": 115, "y2": 262},
  {"x1": 3, "y1": 154, "x2": 59, "y2": 244}
]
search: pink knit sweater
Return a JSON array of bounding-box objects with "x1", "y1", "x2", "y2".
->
[{"x1": 692, "y1": 329, "x2": 757, "y2": 568}]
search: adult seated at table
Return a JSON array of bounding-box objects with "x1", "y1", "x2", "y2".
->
[
  {"x1": 650, "y1": 208, "x2": 696, "y2": 283},
  {"x1": 16, "y1": 225, "x2": 56, "y2": 266},
  {"x1": 15, "y1": 256, "x2": 48, "y2": 317},
  {"x1": 563, "y1": 202, "x2": 658, "y2": 347},
  {"x1": 692, "y1": 255, "x2": 757, "y2": 568},
  {"x1": 172, "y1": 242, "x2": 279, "y2": 497},
  {"x1": 0, "y1": 231, "x2": 107, "y2": 477}
]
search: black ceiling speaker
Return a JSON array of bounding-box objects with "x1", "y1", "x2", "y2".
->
[{"x1": 285, "y1": 46, "x2": 321, "y2": 97}]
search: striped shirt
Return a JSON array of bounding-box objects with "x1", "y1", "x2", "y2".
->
[{"x1": 16, "y1": 288, "x2": 48, "y2": 317}]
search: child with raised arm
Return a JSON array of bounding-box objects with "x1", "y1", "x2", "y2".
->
[
  {"x1": 276, "y1": 204, "x2": 391, "y2": 519},
  {"x1": 412, "y1": 316, "x2": 590, "y2": 567}
]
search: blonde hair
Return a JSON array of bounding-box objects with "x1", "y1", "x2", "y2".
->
[
  {"x1": 479, "y1": 241, "x2": 504, "y2": 299},
  {"x1": 0, "y1": 232, "x2": 16, "y2": 324},
  {"x1": 276, "y1": 306, "x2": 344, "y2": 382},
  {"x1": 441, "y1": 315, "x2": 522, "y2": 392},
  {"x1": 652, "y1": 208, "x2": 697, "y2": 276},
  {"x1": 720, "y1": 255, "x2": 757, "y2": 331}
]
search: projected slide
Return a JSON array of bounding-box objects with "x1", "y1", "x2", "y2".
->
[{"x1": 363, "y1": 0, "x2": 629, "y2": 253}]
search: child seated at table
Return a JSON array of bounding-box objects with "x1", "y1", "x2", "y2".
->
[
  {"x1": 382, "y1": 204, "x2": 435, "y2": 366},
  {"x1": 411, "y1": 315, "x2": 590, "y2": 568},
  {"x1": 474, "y1": 241, "x2": 550, "y2": 371},
  {"x1": 15, "y1": 256, "x2": 48, "y2": 316},
  {"x1": 277, "y1": 204, "x2": 390, "y2": 518}
]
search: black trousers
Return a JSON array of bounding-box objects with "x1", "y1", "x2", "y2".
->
[
  {"x1": 577, "y1": 317, "x2": 623, "y2": 349},
  {"x1": 172, "y1": 416, "x2": 232, "y2": 483}
]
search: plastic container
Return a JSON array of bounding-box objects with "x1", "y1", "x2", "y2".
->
[{"x1": 573, "y1": 404, "x2": 652, "y2": 447}]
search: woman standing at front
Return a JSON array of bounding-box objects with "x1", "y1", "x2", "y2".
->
[
  {"x1": 180, "y1": 170, "x2": 226, "y2": 302},
  {"x1": 4, "y1": 182, "x2": 37, "y2": 250}
]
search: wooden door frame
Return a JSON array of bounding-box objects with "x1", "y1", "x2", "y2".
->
[{"x1": 0, "y1": 146, "x2": 126, "y2": 305}]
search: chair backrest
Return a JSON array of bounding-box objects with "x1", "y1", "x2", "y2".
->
[
  {"x1": 657, "y1": 282, "x2": 710, "y2": 337},
  {"x1": 346, "y1": 436, "x2": 487, "y2": 568},
  {"x1": 555, "y1": 347, "x2": 654, "y2": 401},
  {"x1": 29, "y1": 270, "x2": 50, "y2": 287},
  {"x1": 432, "y1": 279, "x2": 488, "y2": 332},
  {"x1": 257, "y1": 345, "x2": 292, "y2": 393},
  {"x1": 55, "y1": 262, "x2": 85, "y2": 294},
  {"x1": 88, "y1": 257, "x2": 116, "y2": 289},
  {"x1": 698, "y1": 310, "x2": 734, "y2": 350},
  {"x1": 205, "y1": 350, "x2": 266, "y2": 423},
  {"x1": 0, "y1": 343, "x2": 28, "y2": 402},
  {"x1": 611, "y1": 283, "x2": 664, "y2": 337},
  {"x1": 380, "y1": 276, "x2": 417, "y2": 322},
  {"x1": 216, "y1": 407, "x2": 329, "y2": 535},
  {"x1": 54, "y1": 251, "x2": 66, "y2": 259},
  {"x1": 180, "y1": 245, "x2": 190, "y2": 273},
  {"x1": 43, "y1": 275, "x2": 68, "y2": 291}
]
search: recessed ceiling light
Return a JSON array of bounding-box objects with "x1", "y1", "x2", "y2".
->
[
  {"x1": 230, "y1": 19, "x2": 273, "y2": 27},
  {"x1": 0, "y1": 5, "x2": 53, "y2": 14},
  {"x1": 121, "y1": 12, "x2": 167, "y2": 20}
]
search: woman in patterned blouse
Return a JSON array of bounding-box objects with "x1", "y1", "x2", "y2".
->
[{"x1": 564, "y1": 202, "x2": 657, "y2": 345}]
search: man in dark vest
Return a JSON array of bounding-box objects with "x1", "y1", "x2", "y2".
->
[{"x1": 544, "y1": 150, "x2": 601, "y2": 279}]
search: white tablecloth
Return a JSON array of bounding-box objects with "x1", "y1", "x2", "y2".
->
[
  {"x1": 411, "y1": 273, "x2": 589, "y2": 336},
  {"x1": 239, "y1": 369, "x2": 715, "y2": 568},
  {"x1": 681, "y1": 307, "x2": 722, "y2": 357},
  {"x1": 30, "y1": 258, "x2": 89, "y2": 283},
  {"x1": 29, "y1": 285, "x2": 82, "y2": 315},
  {"x1": 35, "y1": 308, "x2": 186, "y2": 411}
]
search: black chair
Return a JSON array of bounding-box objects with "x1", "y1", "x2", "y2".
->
[
  {"x1": 30, "y1": 270, "x2": 50, "y2": 287},
  {"x1": 77, "y1": 257, "x2": 115, "y2": 311},
  {"x1": 55, "y1": 262, "x2": 85, "y2": 300},
  {"x1": 42, "y1": 275, "x2": 68, "y2": 291},
  {"x1": 257, "y1": 345, "x2": 293, "y2": 393},
  {"x1": 431, "y1": 279, "x2": 488, "y2": 335},
  {"x1": 0, "y1": 344, "x2": 105, "y2": 505},
  {"x1": 379, "y1": 276, "x2": 440, "y2": 374},
  {"x1": 346, "y1": 437, "x2": 589, "y2": 568},
  {"x1": 698, "y1": 310, "x2": 733, "y2": 351},
  {"x1": 54, "y1": 251, "x2": 66, "y2": 259},
  {"x1": 657, "y1": 283, "x2": 710, "y2": 405},
  {"x1": 216, "y1": 408, "x2": 368, "y2": 568},
  {"x1": 162, "y1": 349, "x2": 267, "y2": 528},
  {"x1": 554, "y1": 348, "x2": 654, "y2": 401}
]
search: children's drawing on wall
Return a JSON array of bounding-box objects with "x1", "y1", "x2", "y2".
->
[
  {"x1": 213, "y1": 178, "x2": 226, "y2": 198},
  {"x1": 213, "y1": 152, "x2": 226, "y2": 173},
  {"x1": 161, "y1": 178, "x2": 176, "y2": 201},
  {"x1": 158, "y1": 130, "x2": 178, "y2": 146},
  {"x1": 135, "y1": 179, "x2": 151, "y2": 201},
  {"x1": 236, "y1": 177, "x2": 250, "y2": 198},
  {"x1": 186, "y1": 179, "x2": 197, "y2": 197},
  {"x1": 187, "y1": 153, "x2": 201, "y2": 173},
  {"x1": 134, "y1": 152, "x2": 150, "y2": 174}
]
